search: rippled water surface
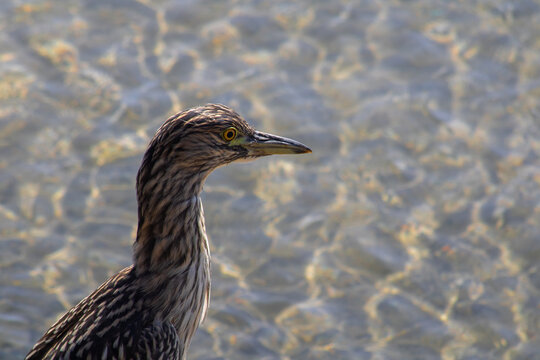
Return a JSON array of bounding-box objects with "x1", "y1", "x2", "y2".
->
[{"x1": 1, "y1": 0, "x2": 540, "y2": 359}]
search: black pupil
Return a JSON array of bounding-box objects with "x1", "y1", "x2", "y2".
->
[{"x1": 226, "y1": 130, "x2": 234, "y2": 139}]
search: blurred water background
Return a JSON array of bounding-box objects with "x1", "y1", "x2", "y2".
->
[{"x1": 1, "y1": 0, "x2": 539, "y2": 359}]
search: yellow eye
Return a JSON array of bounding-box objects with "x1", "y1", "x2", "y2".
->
[{"x1": 222, "y1": 127, "x2": 238, "y2": 142}]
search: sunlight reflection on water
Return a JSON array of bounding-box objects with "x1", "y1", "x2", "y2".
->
[{"x1": 1, "y1": 0, "x2": 539, "y2": 359}]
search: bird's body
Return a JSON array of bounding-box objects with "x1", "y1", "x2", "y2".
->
[{"x1": 26, "y1": 104, "x2": 310, "y2": 360}]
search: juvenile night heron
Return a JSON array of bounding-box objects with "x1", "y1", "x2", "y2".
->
[{"x1": 25, "y1": 104, "x2": 311, "y2": 360}]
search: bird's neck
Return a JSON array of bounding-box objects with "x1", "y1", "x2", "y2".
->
[
  {"x1": 133, "y1": 189, "x2": 210, "y2": 277},
  {"x1": 133, "y1": 187, "x2": 211, "y2": 343}
]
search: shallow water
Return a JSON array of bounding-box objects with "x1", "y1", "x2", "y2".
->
[{"x1": 1, "y1": 0, "x2": 539, "y2": 359}]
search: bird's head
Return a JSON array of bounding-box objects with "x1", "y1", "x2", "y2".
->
[{"x1": 136, "y1": 104, "x2": 311, "y2": 204}]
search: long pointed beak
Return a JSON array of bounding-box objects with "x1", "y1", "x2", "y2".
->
[{"x1": 243, "y1": 131, "x2": 312, "y2": 156}]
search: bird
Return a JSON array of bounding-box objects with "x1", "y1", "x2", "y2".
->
[{"x1": 25, "y1": 104, "x2": 311, "y2": 360}]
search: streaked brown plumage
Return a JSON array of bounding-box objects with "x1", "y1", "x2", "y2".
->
[{"x1": 25, "y1": 104, "x2": 311, "y2": 360}]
